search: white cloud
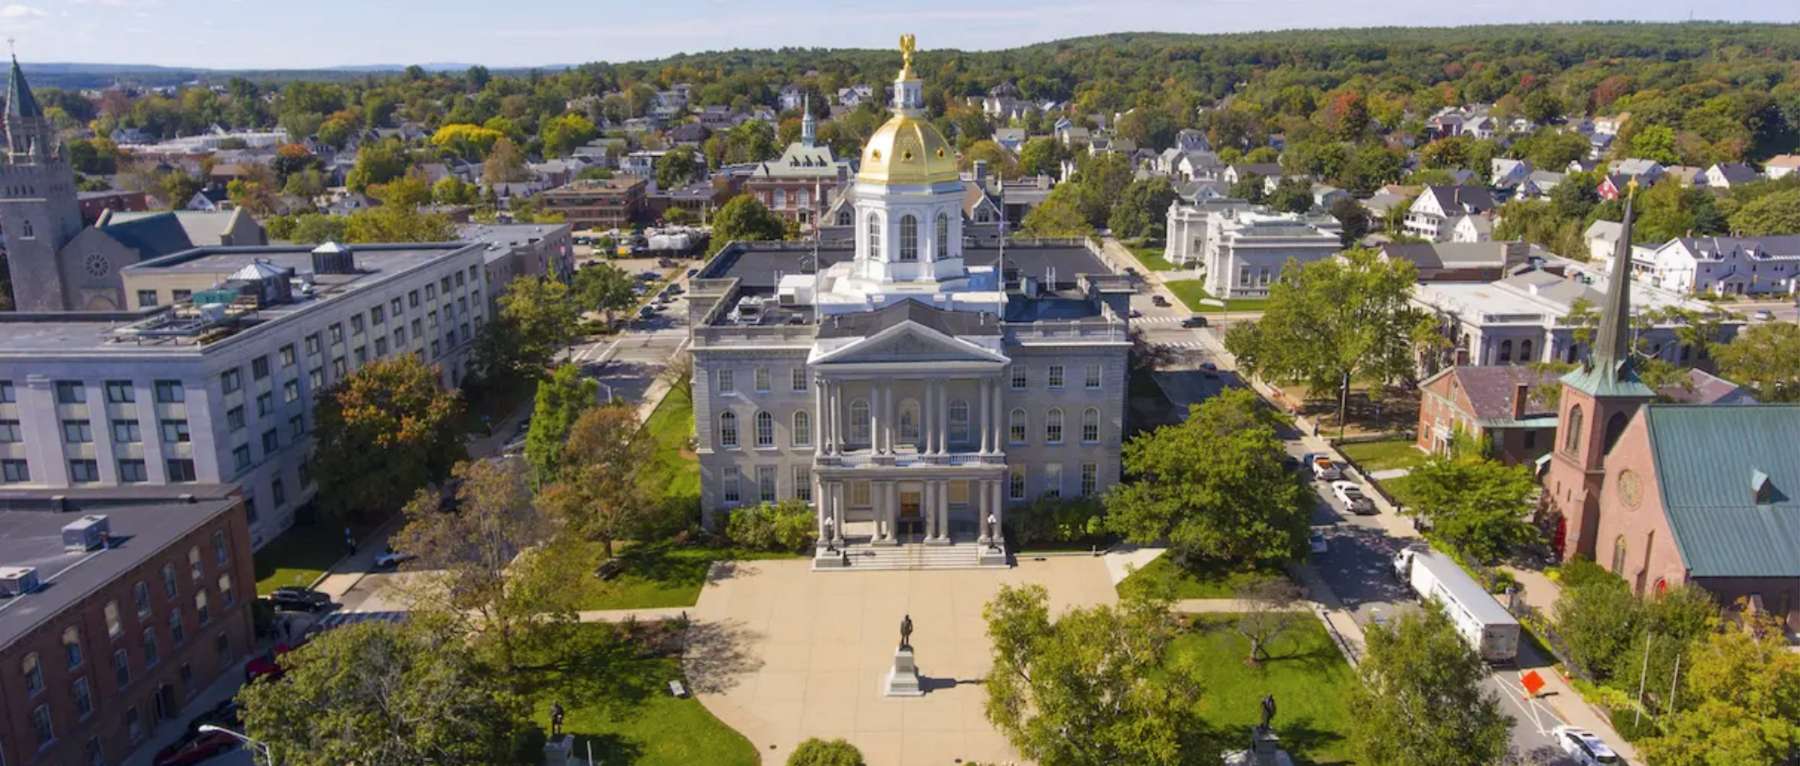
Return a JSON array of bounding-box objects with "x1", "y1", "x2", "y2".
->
[{"x1": 0, "y1": 4, "x2": 48, "y2": 18}]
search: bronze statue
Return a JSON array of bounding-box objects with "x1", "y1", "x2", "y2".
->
[
  {"x1": 1259, "y1": 693, "x2": 1277, "y2": 733},
  {"x1": 899, "y1": 613, "x2": 913, "y2": 650}
]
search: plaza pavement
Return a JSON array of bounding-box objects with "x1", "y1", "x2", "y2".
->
[{"x1": 685, "y1": 555, "x2": 1119, "y2": 766}]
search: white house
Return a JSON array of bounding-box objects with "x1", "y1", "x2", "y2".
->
[
  {"x1": 1766, "y1": 154, "x2": 1800, "y2": 180},
  {"x1": 1405, "y1": 185, "x2": 1496, "y2": 242},
  {"x1": 1644, "y1": 236, "x2": 1800, "y2": 297},
  {"x1": 1491, "y1": 158, "x2": 1533, "y2": 189}
]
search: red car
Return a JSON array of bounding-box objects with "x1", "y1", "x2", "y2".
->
[{"x1": 153, "y1": 729, "x2": 239, "y2": 766}]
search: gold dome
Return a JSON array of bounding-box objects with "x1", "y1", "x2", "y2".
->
[{"x1": 858, "y1": 114, "x2": 959, "y2": 186}]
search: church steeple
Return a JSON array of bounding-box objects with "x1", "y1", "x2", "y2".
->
[
  {"x1": 5, "y1": 53, "x2": 53, "y2": 163},
  {"x1": 1562, "y1": 180, "x2": 1655, "y2": 397},
  {"x1": 801, "y1": 94, "x2": 816, "y2": 148}
]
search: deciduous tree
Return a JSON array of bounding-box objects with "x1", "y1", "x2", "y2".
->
[
  {"x1": 1402, "y1": 454, "x2": 1540, "y2": 563},
  {"x1": 1107, "y1": 176, "x2": 1176, "y2": 240},
  {"x1": 1235, "y1": 575, "x2": 1302, "y2": 664},
  {"x1": 1638, "y1": 616, "x2": 1800, "y2": 766},
  {"x1": 535, "y1": 405, "x2": 655, "y2": 558},
  {"x1": 1350, "y1": 607, "x2": 1510, "y2": 766},
  {"x1": 524, "y1": 364, "x2": 599, "y2": 483},
  {"x1": 1712, "y1": 322, "x2": 1800, "y2": 402},
  {"x1": 571, "y1": 261, "x2": 638, "y2": 320},
  {"x1": 310, "y1": 354, "x2": 466, "y2": 523},
  {"x1": 540, "y1": 113, "x2": 598, "y2": 157},
  {"x1": 709, "y1": 194, "x2": 786, "y2": 253}
]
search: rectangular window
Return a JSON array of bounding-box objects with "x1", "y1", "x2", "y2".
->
[
  {"x1": 69, "y1": 459, "x2": 100, "y2": 482},
  {"x1": 1085, "y1": 364, "x2": 1102, "y2": 389},
  {"x1": 332, "y1": 357, "x2": 347, "y2": 377},
  {"x1": 166, "y1": 459, "x2": 196, "y2": 482},
  {"x1": 218, "y1": 573, "x2": 234, "y2": 607},
  {"x1": 0, "y1": 419, "x2": 20, "y2": 442},
  {"x1": 350, "y1": 315, "x2": 365, "y2": 335},
  {"x1": 272, "y1": 478, "x2": 286, "y2": 507},
  {"x1": 220, "y1": 369, "x2": 241, "y2": 394},
  {"x1": 55, "y1": 380, "x2": 86, "y2": 404},
  {"x1": 758, "y1": 465, "x2": 777, "y2": 503},
  {"x1": 112, "y1": 419, "x2": 141, "y2": 443},
  {"x1": 1081, "y1": 463, "x2": 1098, "y2": 496},
  {"x1": 31, "y1": 704, "x2": 52, "y2": 745},
  {"x1": 754, "y1": 368, "x2": 770, "y2": 392},
  {"x1": 160, "y1": 419, "x2": 190, "y2": 443},
  {"x1": 851, "y1": 480, "x2": 871, "y2": 507},
  {"x1": 0, "y1": 379, "x2": 12, "y2": 402},
  {"x1": 23, "y1": 652, "x2": 43, "y2": 694},
  {"x1": 409, "y1": 289, "x2": 420, "y2": 308},
  {"x1": 262, "y1": 429, "x2": 279, "y2": 454},
  {"x1": 283, "y1": 380, "x2": 300, "y2": 403},
  {"x1": 172, "y1": 289, "x2": 191, "y2": 302},
  {"x1": 1239, "y1": 267, "x2": 1251, "y2": 286},
  {"x1": 104, "y1": 600, "x2": 122, "y2": 638},
  {"x1": 232, "y1": 445, "x2": 252, "y2": 471},
  {"x1": 194, "y1": 591, "x2": 210, "y2": 625},
  {"x1": 161, "y1": 563, "x2": 177, "y2": 598},
  {"x1": 112, "y1": 648, "x2": 129, "y2": 687},
  {"x1": 794, "y1": 465, "x2": 811, "y2": 501},
  {"x1": 142, "y1": 630, "x2": 159, "y2": 668},
  {"x1": 125, "y1": 706, "x2": 141, "y2": 744},
  {"x1": 1010, "y1": 366, "x2": 1027, "y2": 389},
  {"x1": 429, "y1": 340, "x2": 440, "y2": 359},
  {"x1": 426, "y1": 283, "x2": 437, "y2": 301},
  {"x1": 63, "y1": 626, "x2": 83, "y2": 667},
  {"x1": 251, "y1": 356, "x2": 270, "y2": 381},
  {"x1": 168, "y1": 612, "x2": 184, "y2": 645},
  {"x1": 722, "y1": 467, "x2": 740, "y2": 504},
  {"x1": 2, "y1": 459, "x2": 29, "y2": 482},
  {"x1": 154, "y1": 380, "x2": 184, "y2": 403},
  {"x1": 411, "y1": 318, "x2": 422, "y2": 337},
  {"x1": 137, "y1": 289, "x2": 159, "y2": 307},
  {"x1": 118, "y1": 459, "x2": 147, "y2": 483},
  {"x1": 256, "y1": 392, "x2": 273, "y2": 416},
  {"x1": 718, "y1": 369, "x2": 734, "y2": 393},
  {"x1": 62, "y1": 419, "x2": 93, "y2": 443},
  {"x1": 1047, "y1": 365, "x2": 1064, "y2": 388},
  {"x1": 309, "y1": 367, "x2": 323, "y2": 389},
  {"x1": 188, "y1": 546, "x2": 201, "y2": 581},
  {"x1": 304, "y1": 333, "x2": 321, "y2": 356},
  {"x1": 328, "y1": 323, "x2": 344, "y2": 344},
  {"x1": 72, "y1": 677, "x2": 93, "y2": 718},
  {"x1": 372, "y1": 305, "x2": 385, "y2": 325},
  {"x1": 1044, "y1": 464, "x2": 1063, "y2": 498},
  {"x1": 279, "y1": 343, "x2": 296, "y2": 367},
  {"x1": 227, "y1": 406, "x2": 245, "y2": 431},
  {"x1": 1009, "y1": 467, "x2": 1026, "y2": 500},
  {"x1": 289, "y1": 414, "x2": 305, "y2": 439},
  {"x1": 245, "y1": 497, "x2": 258, "y2": 523},
  {"x1": 105, "y1": 380, "x2": 135, "y2": 403},
  {"x1": 391, "y1": 297, "x2": 403, "y2": 316},
  {"x1": 375, "y1": 337, "x2": 389, "y2": 357},
  {"x1": 428, "y1": 309, "x2": 438, "y2": 329},
  {"x1": 792, "y1": 368, "x2": 808, "y2": 391}
]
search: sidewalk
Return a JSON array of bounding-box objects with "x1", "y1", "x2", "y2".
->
[{"x1": 576, "y1": 606, "x2": 692, "y2": 623}]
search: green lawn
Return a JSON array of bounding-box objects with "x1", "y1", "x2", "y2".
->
[
  {"x1": 1127, "y1": 241, "x2": 1179, "y2": 271},
  {"x1": 568, "y1": 540, "x2": 800, "y2": 610},
  {"x1": 1164, "y1": 280, "x2": 1271, "y2": 313},
  {"x1": 1172, "y1": 616, "x2": 1358, "y2": 764},
  {"x1": 1336, "y1": 438, "x2": 1429, "y2": 473},
  {"x1": 522, "y1": 624, "x2": 758, "y2": 766},
  {"x1": 253, "y1": 522, "x2": 342, "y2": 596},
  {"x1": 1117, "y1": 555, "x2": 1289, "y2": 600},
  {"x1": 640, "y1": 380, "x2": 700, "y2": 520},
  {"x1": 1378, "y1": 473, "x2": 1427, "y2": 511}
]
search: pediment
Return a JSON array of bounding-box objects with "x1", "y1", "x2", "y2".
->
[{"x1": 813, "y1": 321, "x2": 1005, "y2": 366}]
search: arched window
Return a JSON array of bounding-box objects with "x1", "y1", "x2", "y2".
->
[
  {"x1": 1563, "y1": 405, "x2": 1583, "y2": 455},
  {"x1": 935, "y1": 212, "x2": 950, "y2": 260},
  {"x1": 1008, "y1": 408, "x2": 1027, "y2": 444},
  {"x1": 1082, "y1": 408, "x2": 1100, "y2": 443},
  {"x1": 898, "y1": 214, "x2": 919, "y2": 261},
  {"x1": 866, "y1": 214, "x2": 882, "y2": 261},
  {"x1": 1603, "y1": 412, "x2": 1628, "y2": 453},
  {"x1": 754, "y1": 411, "x2": 774, "y2": 447},
  {"x1": 1498, "y1": 340, "x2": 1513, "y2": 364},
  {"x1": 792, "y1": 411, "x2": 811, "y2": 447},
  {"x1": 719, "y1": 411, "x2": 738, "y2": 448},
  {"x1": 1045, "y1": 408, "x2": 1064, "y2": 444},
  {"x1": 1519, "y1": 339, "x2": 1533, "y2": 363},
  {"x1": 850, "y1": 399, "x2": 871, "y2": 445},
  {"x1": 949, "y1": 400, "x2": 969, "y2": 443},
  {"x1": 1611, "y1": 535, "x2": 1628, "y2": 574},
  {"x1": 836, "y1": 208, "x2": 853, "y2": 226},
  {"x1": 898, "y1": 400, "x2": 920, "y2": 444}
]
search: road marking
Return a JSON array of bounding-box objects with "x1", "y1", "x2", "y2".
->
[{"x1": 1492, "y1": 671, "x2": 1567, "y2": 736}]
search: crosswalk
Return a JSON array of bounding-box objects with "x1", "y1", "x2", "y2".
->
[
  {"x1": 314, "y1": 609, "x2": 408, "y2": 630},
  {"x1": 1161, "y1": 340, "x2": 1210, "y2": 350},
  {"x1": 1132, "y1": 316, "x2": 1191, "y2": 325}
]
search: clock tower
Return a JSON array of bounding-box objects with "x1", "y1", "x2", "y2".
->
[{"x1": 1545, "y1": 184, "x2": 1655, "y2": 560}]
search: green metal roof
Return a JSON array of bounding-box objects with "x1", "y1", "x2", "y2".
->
[
  {"x1": 1560, "y1": 358, "x2": 1655, "y2": 399},
  {"x1": 5, "y1": 56, "x2": 39, "y2": 119},
  {"x1": 1644, "y1": 404, "x2": 1800, "y2": 578}
]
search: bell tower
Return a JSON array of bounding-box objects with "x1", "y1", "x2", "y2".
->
[
  {"x1": 1, "y1": 53, "x2": 82, "y2": 312},
  {"x1": 1546, "y1": 183, "x2": 1655, "y2": 561}
]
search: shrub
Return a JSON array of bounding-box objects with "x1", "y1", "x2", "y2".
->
[
  {"x1": 788, "y1": 738, "x2": 864, "y2": 766},
  {"x1": 724, "y1": 500, "x2": 813, "y2": 552},
  {"x1": 1008, "y1": 496, "x2": 1106, "y2": 546},
  {"x1": 1556, "y1": 556, "x2": 1615, "y2": 590}
]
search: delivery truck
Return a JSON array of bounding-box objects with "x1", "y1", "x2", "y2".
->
[{"x1": 1392, "y1": 546, "x2": 1521, "y2": 664}]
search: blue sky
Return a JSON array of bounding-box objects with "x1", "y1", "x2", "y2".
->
[{"x1": 0, "y1": 0, "x2": 1795, "y2": 69}]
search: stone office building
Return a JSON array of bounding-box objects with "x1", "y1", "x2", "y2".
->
[{"x1": 687, "y1": 39, "x2": 1133, "y2": 570}]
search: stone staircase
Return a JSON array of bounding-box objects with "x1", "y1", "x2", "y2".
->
[{"x1": 815, "y1": 540, "x2": 1008, "y2": 571}]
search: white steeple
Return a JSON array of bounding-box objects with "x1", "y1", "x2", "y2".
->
[{"x1": 801, "y1": 94, "x2": 816, "y2": 148}]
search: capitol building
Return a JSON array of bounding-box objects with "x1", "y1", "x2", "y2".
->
[{"x1": 688, "y1": 37, "x2": 1134, "y2": 569}]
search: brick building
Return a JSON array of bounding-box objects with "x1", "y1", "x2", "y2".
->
[
  {"x1": 0, "y1": 487, "x2": 254, "y2": 766},
  {"x1": 537, "y1": 177, "x2": 646, "y2": 231}
]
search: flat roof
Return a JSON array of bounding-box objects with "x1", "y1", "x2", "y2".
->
[
  {"x1": 702, "y1": 243, "x2": 1112, "y2": 294},
  {"x1": 0, "y1": 487, "x2": 239, "y2": 648},
  {"x1": 456, "y1": 223, "x2": 571, "y2": 264},
  {"x1": 0, "y1": 243, "x2": 479, "y2": 355}
]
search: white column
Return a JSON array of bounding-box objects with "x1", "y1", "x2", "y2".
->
[
  {"x1": 921, "y1": 380, "x2": 933, "y2": 455},
  {"x1": 991, "y1": 377, "x2": 1003, "y2": 451},
  {"x1": 816, "y1": 476, "x2": 831, "y2": 544},
  {"x1": 924, "y1": 481, "x2": 936, "y2": 540},
  {"x1": 977, "y1": 479, "x2": 991, "y2": 543},
  {"x1": 867, "y1": 382, "x2": 879, "y2": 454},
  {"x1": 979, "y1": 378, "x2": 991, "y2": 454},
  {"x1": 832, "y1": 481, "x2": 845, "y2": 545},
  {"x1": 937, "y1": 480, "x2": 949, "y2": 541},
  {"x1": 813, "y1": 374, "x2": 826, "y2": 454},
  {"x1": 884, "y1": 380, "x2": 896, "y2": 455},
  {"x1": 938, "y1": 380, "x2": 949, "y2": 454},
  {"x1": 991, "y1": 479, "x2": 1006, "y2": 546}
]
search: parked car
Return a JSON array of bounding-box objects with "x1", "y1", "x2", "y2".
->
[
  {"x1": 374, "y1": 546, "x2": 415, "y2": 569},
  {"x1": 1129, "y1": 308, "x2": 1143, "y2": 318},
  {"x1": 1181, "y1": 315, "x2": 1208, "y2": 328},
  {"x1": 686, "y1": 268, "x2": 700, "y2": 278},
  {"x1": 1310, "y1": 455, "x2": 1342, "y2": 481},
  {"x1": 265, "y1": 586, "x2": 331, "y2": 613},
  {"x1": 1552, "y1": 726, "x2": 1621, "y2": 765},
  {"x1": 1309, "y1": 531, "x2": 1330, "y2": 555},
  {"x1": 243, "y1": 653, "x2": 284, "y2": 684},
  {"x1": 1751, "y1": 309, "x2": 1775, "y2": 321},
  {"x1": 1331, "y1": 480, "x2": 1377, "y2": 514},
  {"x1": 1199, "y1": 361, "x2": 1219, "y2": 374},
  {"x1": 185, "y1": 699, "x2": 240, "y2": 738},
  {"x1": 1152, "y1": 295, "x2": 1171, "y2": 307},
  {"x1": 154, "y1": 729, "x2": 240, "y2": 766}
]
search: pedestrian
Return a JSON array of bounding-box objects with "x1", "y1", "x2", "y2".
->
[{"x1": 550, "y1": 701, "x2": 566, "y2": 737}]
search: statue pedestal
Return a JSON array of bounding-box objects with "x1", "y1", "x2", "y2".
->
[
  {"x1": 542, "y1": 734, "x2": 574, "y2": 766},
  {"x1": 883, "y1": 647, "x2": 925, "y2": 697},
  {"x1": 1222, "y1": 728, "x2": 1292, "y2": 766}
]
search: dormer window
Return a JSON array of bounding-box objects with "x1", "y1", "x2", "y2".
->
[{"x1": 1753, "y1": 468, "x2": 1775, "y2": 505}]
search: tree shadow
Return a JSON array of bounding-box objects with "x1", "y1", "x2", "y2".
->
[
  {"x1": 565, "y1": 732, "x2": 644, "y2": 766},
  {"x1": 681, "y1": 618, "x2": 762, "y2": 695},
  {"x1": 522, "y1": 625, "x2": 663, "y2": 720},
  {"x1": 1265, "y1": 718, "x2": 1348, "y2": 766}
]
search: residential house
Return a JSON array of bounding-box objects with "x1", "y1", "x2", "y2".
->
[
  {"x1": 1404, "y1": 185, "x2": 1496, "y2": 242},
  {"x1": 1640, "y1": 236, "x2": 1800, "y2": 297},
  {"x1": 1700, "y1": 162, "x2": 1759, "y2": 190},
  {"x1": 1221, "y1": 163, "x2": 1283, "y2": 186},
  {"x1": 837, "y1": 84, "x2": 875, "y2": 108},
  {"x1": 779, "y1": 84, "x2": 809, "y2": 112},
  {"x1": 105, "y1": 209, "x2": 266, "y2": 249},
  {"x1": 670, "y1": 122, "x2": 711, "y2": 146},
  {"x1": 1055, "y1": 123, "x2": 1090, "y2": 148},
  {"x1": 1378, "y1": 241, "x2": 1528, "y2": 282},
  {"x1": 1450, "y1": 214, "x2": 1493, "y2": 243},
  {"x1": 1174, "y1": 128, "x2": 1210, "y2": 152},
  {"x1": 991, "y1": 128, "x2": 1027, "y2": 155},
  {"x1": 1765, "y1": 154, "x2": 1800, "y2": 180},
  {"x1": 1491, "y1": 158, "x2": 1533, "y2": 189}
]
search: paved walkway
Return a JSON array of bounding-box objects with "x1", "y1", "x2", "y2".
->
[
  {"x1": 686, "y1": 555, "x2": 1118, "y2": 766},
  {"x1": 1368, "y1": 468, "x2": 1412, "y2": 481},
  {"x1": 1101, "y1": 545, "x2": 1165, "y2": 584},
  {"x1": 576, "y1": 607, "x2": 692, "y2": 623}
]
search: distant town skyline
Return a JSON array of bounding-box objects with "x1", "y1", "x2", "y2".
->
[{"x1": 0, "y1": 0, "x2": 1795, "y2": 71}]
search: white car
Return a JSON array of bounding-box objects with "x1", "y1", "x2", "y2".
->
[
  {"x1": 1552, "y1": 726, "x2": 1620, "y2": 765},
  {"x1": 374, "y1": 546, "x2": 415, "y2": 569},
  {"x1": 1330, "y1": 480, "x2": 1376, "y2": 514},
  {"x1": 1751, "y1": 309, "x2": 1775, "y2": 321},
  {"x1": 1310, "y1": 455, "x2": 1342, "y2": 481}
]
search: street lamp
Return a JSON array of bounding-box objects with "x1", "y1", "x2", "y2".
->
[{"x1": 197, "y1": 724, "x2": 273, "y2": 766}]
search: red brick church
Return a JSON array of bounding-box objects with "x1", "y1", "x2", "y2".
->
[{"x1": 1543, "y1": 187, "x2": 1800, "y2": 631}]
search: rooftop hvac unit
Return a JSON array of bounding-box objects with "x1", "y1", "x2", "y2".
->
[
  {"x1": 0, "y1": 566, "x2": 40, "y2": 597},
  {"x1": 311, "y1": 241, "x2": 356, "y2": 275},
  {"x1": 62, "y1": 515, "x2": 111, "y2": 552}
]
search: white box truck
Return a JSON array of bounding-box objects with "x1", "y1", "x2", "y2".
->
[{"x1": 1392, "y1": 547, "x2": 1521, "y2": 664}]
